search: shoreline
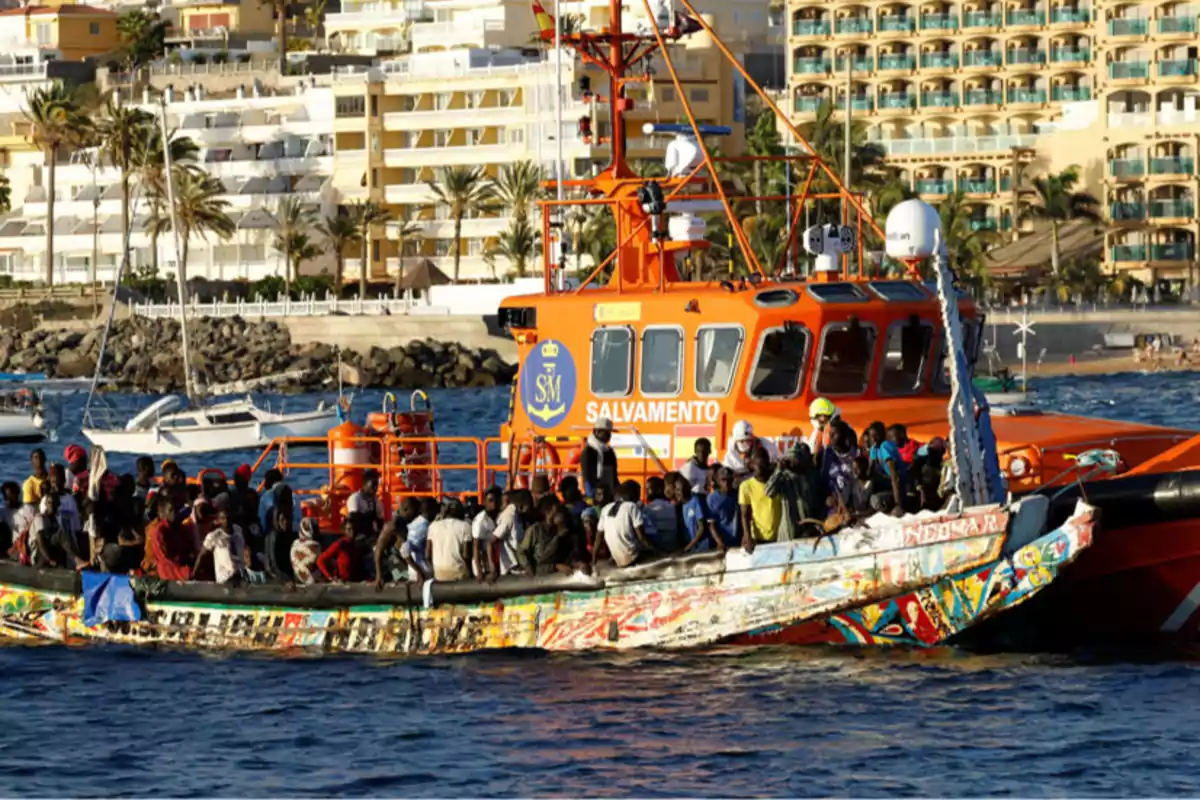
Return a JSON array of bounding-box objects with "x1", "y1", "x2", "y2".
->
[{"x1": 1009, "y1": 353, "x2": 1200, "y2": 379}]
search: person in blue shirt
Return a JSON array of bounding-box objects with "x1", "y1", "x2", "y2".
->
[
  {"x1": 672, "y1": 474, "x2": 721, "y2": 553},
  {"x1": 704, "y1": 466, "x2": 740, "y2": 549},
  {"x1": 865, "y1": 421, "x2": 907, "y2": 516}
]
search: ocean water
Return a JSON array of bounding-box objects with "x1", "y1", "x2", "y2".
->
[{"x1": 1, "y1": 372, "x2": 1198, "y2": 797}]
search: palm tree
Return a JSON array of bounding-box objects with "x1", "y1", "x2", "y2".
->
[
  {"x1": 148, "y1": 168, "x2": 235, "y2": 282},
  {"x1": 938, "y1": 190, "x2": 998, "y2": 290},
  {"x1": 427, "y1": 165, "x2": 496, "y2": 282},
  {"x1": 349, "y1": 200, "x2": 389, "y2": 297},
  {"x1": 317, "y1": 213, "x2": 358, "y2": 294},
  {"x1": 486, "y1": 217, "x2": 541, "y2": 278},
  {"x1": 133, "y1": 124, "x2": 200, "y2": 276},
  {"x1": 304, "y1": 0, "x2": 328, "y2": 50},
  {"x1": 273, "y1": 231, "x2": 323, "y2": 286},
  {"x1": 116, "y1": 10, "x2": 167, "y2": 82},
  {"x1": 744, "y1": 213, "x2": 789, "y2": 275},
  {"x1": 272, "y1": 196, "x2": 314, "y2": 294},
  {"x1": 581, "y1": 205, "x2": 616, "y2": 279},
  {"x1": 491, "y1": 160, "x2": 542, "y2": 225},
  {"x1": 745, "y1": 106, "x2": 784, "y2": 215},
  {"x1": 97, "y1": 102, "x2": 155, "y2": 275},
  {"x1": 528, "y1": 12, "x2": 584, "y2": 44},
  {"x1": 1019, "y1": 166, "x2": 1102, "y2": 278},
  {"x1": 258, "y1": 0, "x2": 291, "y2": 72},
  {"x1": 23, "y1": 84, "x2": 94, "y2": 285},
  {"x1": 392, "y1": 208, "x2": 421, "y2": 297},
  {"x1": 798, "y1": 100, "x2": 890, "y2": 206}
]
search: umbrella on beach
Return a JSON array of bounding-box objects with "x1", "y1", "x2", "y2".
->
[{"x1": 397, "y1": 259, "x2": 452, "y2": 292}]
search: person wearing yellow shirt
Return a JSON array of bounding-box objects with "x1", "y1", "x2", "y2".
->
[
  {"x1": 738, "y1": 449, "x2": 782, "y2": 554},
  {"x1": 21, "y1": 448, "x2": 48, "y2": 506}
]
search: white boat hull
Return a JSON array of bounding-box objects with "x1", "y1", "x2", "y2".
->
[{"x1": 0, "y1": 410, "x2": 44, "y2": 444}]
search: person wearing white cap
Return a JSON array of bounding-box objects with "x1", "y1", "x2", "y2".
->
[
  {"x1": 581, "y1": 416, "x2": 618, "y2": 499},
  {"x1": 722, "y1": 419, "x2": 779, "y2": 477}
]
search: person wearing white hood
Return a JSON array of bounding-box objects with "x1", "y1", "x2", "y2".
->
[
  {"x1": 581, "y1": 417, "x2": 619, "y2": 499},
  {"x1": 721, "y1": 420, "x2": 780, "y2": 477}
]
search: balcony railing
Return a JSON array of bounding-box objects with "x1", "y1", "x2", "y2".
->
[
  {"x1": 1149, "y1": 200, "x2": 1195, "y2": 218},
  {"x1": 1110, "y1": 158, "x2": 1146, "y2": 177},
  {"x1": 964, "y1": 89, "x2": 1003, "y2": 105},
  {"x1": 961, "y1": 179, "x2": 997, "y2": 193},
  {"x1": 1051, "y1": 7, "x2": 1089, "y2": 24},
  {"x1": 793, "y1": 56, "x2": 830, "y2": 74},
  {"x1": 1008, "y1": 49, "x2": 1046, "y2": 64},
  {"x1": 1159, "y1": 16, "x2": 1197, "y2": 34},
  {"x1": 1009, "y1": 88, "x2": 1047, "y2": 104},
  {"x1": 1108, "y1": 18, "x2": 1148, "y2": 36},
  {"x1": 1052, "y1": 86, "x2": 1091, "y2": 101},
  {"x1": 916, "y1": 179, "x2": 954, "y2": 194},
  {"x1": 878, "y1": 15, "x2": 915, "y2": 31},
  {"x1": 1152, "y1": 243, "x2": 1193, "y2": 261},
  {"x1": 835, "y1": 16, "x2": 873, "y2": 34},
  {"x1": 878, "y1": 93, "x2": 915, "y2": 109},
  {"x1": 873, "y1": 132, "x2": 1040, "y2": 155},
  {"x1": 835, "y1": 96, "x2": 875, "y2": 111},
  {"x1": 1150, "y1": 156, "x2": 1194, "y2": 175},
  {"x1": 794, "y1": 96, "x2": 824, "y2": 112},
  {"x1": 921, "y1": 52, "x2": 959, "y2": 68},
  {"x1": 963, "y1": 50, "x2": 1003, "y2": 67},
  {"x1": 963, "y1": 11, "x2": 1001, "y2": 27},
  {"x1": 1050, "y1": 48, "x2": 1090, "y2": 63},
  {"x1": 970, "y1": 218, "x2": 999, "y2": 231},
  {"x1": 835, "y1": 56, "x2": 874, "y2": 72},
  {"x1": 922, "y1": 13, "x2": 958, "y2": 29},
  {"x1": 1110, "y1": 201, "x2": 1146, "y2": 220},
  {"x1": 1159, "y1": 59, "x2": 1198, "y2": 77},
  {"x1": 922, "y1": 91, "x2": 959, "y2": 108},
  {"x1": 878, "y1": 53, "x2": 915, "y2": 70},
  {"x1": 1110, "y1": 244, "x2": 1146, "y2": 261},
  {"x1": 792, "y1": 19, "x2": 830, "y2": 35},
  {"x1": 1109, "y1": 61, "x2": 1150, "y2": 79},
  {"x1": 1006, "y1": 9, "x2": 1046, "y2": 26}
]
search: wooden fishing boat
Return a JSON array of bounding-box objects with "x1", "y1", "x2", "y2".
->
[{"x1": 0, "y1": 500, "x2": 1092, "y2": 655}]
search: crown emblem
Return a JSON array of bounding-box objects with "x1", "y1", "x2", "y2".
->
[{"x1": 540, "y1": 341, "x2": 560, "y2": 358}]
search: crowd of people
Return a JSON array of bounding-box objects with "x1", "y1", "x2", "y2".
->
[{"x1": 0, "y1": 398, "x2": 951, "y2": 586}]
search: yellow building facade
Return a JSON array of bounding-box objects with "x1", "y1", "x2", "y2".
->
[
  {"x1": 0, "y1": 4, "x2": 120, "y2": 63},
  {"x1": 173, "y1": 0, "x2": 278, "y2": 40}
]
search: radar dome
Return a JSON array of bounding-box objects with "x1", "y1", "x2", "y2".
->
[{"x1": 885, "y1": 199, "x2": 942, "y2": 260}]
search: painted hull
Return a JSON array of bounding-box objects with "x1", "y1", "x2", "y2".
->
[
  {"x1": 731, "y1": 503, "x2": 1095, "y2": 647},
  {"x1": 0, "y1": 505, "x2": 1031, "y2": 655},
  {"x1": 81, "y1": 409, "x2": 336, "y2": 455}
]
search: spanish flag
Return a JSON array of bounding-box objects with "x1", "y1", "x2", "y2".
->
[{"x1": 531, "y1": 0, "x2": 556, "y2": 41}]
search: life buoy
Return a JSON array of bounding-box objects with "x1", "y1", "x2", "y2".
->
[{"x1": 514, "y1": 442, "x2": 561, "y2": 489}]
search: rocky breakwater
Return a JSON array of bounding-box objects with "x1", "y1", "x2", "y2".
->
[{"x1": 0, "y1": 316, "x2": 518, "y2": 393}]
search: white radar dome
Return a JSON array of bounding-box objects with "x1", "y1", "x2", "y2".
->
[
  {"x1": 885, "y1": 198, "x2": 942, "y2": 260},
  {"x1": 664, "y1": 134, "x2": 702, "y2": 178}
]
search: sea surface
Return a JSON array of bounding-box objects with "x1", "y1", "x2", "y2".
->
[{"x1": 1, "y1": 372, "x2": 1199, "y2": 797}]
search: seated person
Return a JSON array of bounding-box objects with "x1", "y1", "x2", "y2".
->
[{"x1": 595, "y1": 480, "x2": 659, "y2": 569}]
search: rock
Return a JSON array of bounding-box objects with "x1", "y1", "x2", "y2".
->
[{"x1": 56, "y1": 352, "x2": 94, "y2": 379}]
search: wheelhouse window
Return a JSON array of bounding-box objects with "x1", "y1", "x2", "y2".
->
[
  {"x1": 695, "y1": 325, "x2": 744, "y2": 396},
  {"x1": 879, "y1": 317, "x2": 933, "y2": 395},
  {"x1": 934, "y1": 317, "x2": 982, "y2": 391},
  {"x1": 748, "y1": 324, "x2": 810, "y2": 399},
  {"x1": 591, "y1": 327, "x2": 633, "y2": 396},
  {"x1": 814, "y1": 320, "x2": 877, "y2": 395},
  {"x1": 640, "y1": 327, "x2": 683, "y2": 396}
]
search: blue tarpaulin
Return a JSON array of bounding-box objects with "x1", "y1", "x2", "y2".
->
[{"x1": 81, "y1": 572, "x2": 143, "y2": 628}]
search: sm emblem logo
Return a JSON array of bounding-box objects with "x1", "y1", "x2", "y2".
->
[{"x1": 521, "y1": 339, "x2": 576, "y2": 429}]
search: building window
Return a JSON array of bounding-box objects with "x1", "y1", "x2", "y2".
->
[
  {"x1": 89, "y1": 22, "x2": 100, "y2": 35},
  {"x1": 335, "y1": 96, "x2": 366, "y2": 118},
  {"x1": 591, "y1": 327, "x2": 633, "y2": 396},
  {"x1": 690, "y1": 88, "x2": 710, "y2": 103},
  {"x1": 371, "y1": 168, "x2": 379, "y2": 187},
  {"x1": 370, "y1": 133, "x2": 380, "y2": 153},
  {"x1": 508, "y1": 128, "x2": 524, "y2": 144},
  {"x1": 372, "y1": 240, "x2": 381, "y2": 261},
  {"x1": 748, "y1": 325, "x2": 810, "y2": 399},
  {"x1": 695, "y1": 325, "x2": 743, "y2": 396},
  {"x1": 34, "y1": 23, "x2": 50, "y2": 44},
  {"x1": 661, "y1": 87, "x2": 676, "y2": 102},
  {"x1": 814, "y1": 321, "x2": 877, "y2": 395},
  {"x1": 369, "y1": 95, "x2": 379, "y2": 116}
]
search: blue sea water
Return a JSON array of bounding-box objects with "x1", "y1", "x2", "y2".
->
[{"x1": 0, "y1": 372, "x2": 1198, "y2": 797}]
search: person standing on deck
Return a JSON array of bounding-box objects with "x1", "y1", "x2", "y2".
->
[
  {"x1": 22, "y1": 449, "x2": 48, "y2": 507},
  {"x1": 642, "y1": 476, "x2": 681, "y2": 553},
  {"x1": 292, "y1": 518, "x2": 324, "y2": 585},
  {"x1": 492, "y1": 489, "x2": 532, "y2": 576},
  {"x1": 805, "y1": 398, "x2": 841, "y2": 458},
  {"x1": 400, "y1": 497, "x2": 437, "y2": 582},
  {"x1": 346, "y1": 469, "x2": 385, "y2": 538},
  {"x1": 580, "y1": 417, "x2": 618, "y2": 499},
  {"x1": 722, "y1": 420, "x2": 780, "y2": 477},
  {"x1": 678, "y1": 438, "x2": 713, "y2": 495},
  {"x1": 471, "y1": 487, "x2": 503, "y2": 581},
  {"x1": 674, "y1": 474, "x2": 722, "y2": 554},
  {"x1": 228, "y1": 464, "x2": 259, "y2": 538},
  {"x1": 375, "y1": 497, "x2": 418, "y2": 587},
  {"x1": 738, "y1": 449, "x2": 783, "y2": 554},
  {"x1": 865, "y1": 421, "x2": 907, "y2": 517},
  {"x1": 595, "y1": 480, "x2": 659, "y2": 569},
  {"x1": 143, "y1": 494, "x2": 191, "y2": 581},
  {"x1": 427, "y1": 500, "x2": 474, "y2": 582}
]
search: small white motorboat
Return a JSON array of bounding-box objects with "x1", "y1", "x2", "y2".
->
[
  {"x1": 82, "y1": 395, "x2": 338, "y2": 456},
  {"x1": 0, "y1": 406, "x2": 44, "y2": 444}
]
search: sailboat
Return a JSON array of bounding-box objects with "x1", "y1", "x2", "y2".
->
[{"x1": 80, "y1": 99, "x2": 340, "y2": 456}]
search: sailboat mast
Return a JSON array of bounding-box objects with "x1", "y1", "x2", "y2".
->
[
  {"x1": 157, "y1": 97, "x2": 195, "y2": 403},
  {"x1": 553, "y1": 0, "x2": 566, "y2": 290},
  {"x1": 608, "y1": 0, "x2": 626, "y2": 173}
]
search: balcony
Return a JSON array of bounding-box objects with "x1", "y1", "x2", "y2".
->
[
  {"x1": 793, "y1": 56, "x2": 830, "y2": 74},
  {"x1": 963, "y1": 50, "x2": 1003, "y2": 67},
  {"x1": 916, "y1": 179, "x2": 954, "y2": 194},
  {"x1": 1050, "y1": 48, "x2": 1089, "y2": 63},
  {"x1": 961, "y1": 179, "x2": 997, "y2": 193},
  {"x1": 922, "y1": 51, "x2": 960, "y2": 68},
  {"x1": 878, "y1": 15, "x2": 916, "y2": 32},
  {"x1": 1149, "y1": 200, "x2": 1195, "y2": 218},
  {"x1": 878, "y1": 53, "x2": 916, "y2": 70},
  {"x1": 1159, "y1": 16, "x2": 1197, "y2": 34},
  {"x1": 835, "y1": 17, "x2": 873, "y2": 34},
  {"x1": 922, "y1": 12, "x2": 958, "y2": 30},
  {"x1": 1150, "y1": 156, "x2": 1194, "y2": 175},
  {"x1": 1111, "y1": 244, "x2": 1146, "y2": 261},
  {"x1": 963, "y1": 11, "x2": 1001, "y2": 28},
  {"x1": 1110, "y1": 201, "x2": 1146, "y2": 220},
  {"x1": 878, "y1": 93, "x2": 915, "y2": 109},
  {"x1": 1008, "y1": 49, "x2": 1046, "y2": 65},
  {"x1": 1159, "y1": 59, "x2": 1198, "y2": 77},
  {"x1": 1009, "y1": 88, "x2": 1047, "y2": 104},
  {"x1": 794, "y1": 96, "x2": 824, "y2": 112},
  {"x1": 1110, "y1": 158, "x2": 1146, "y2": 178},
  {"x1": 1006, "y1": 9, "x2": 1046, "y2": 26},
  {"x1": 1152, "y1": 243, "x2": 1193, "y2": 260},
  {"x1": 1108, "y1": 18, "x2": 1149, "y2": 36},
  {"x1": 964, "y1": 89, "x2": 1003, "y2": 105},
  {"x1": 835, "y1": 56, "x2": 875, "y2": 72},
  {"x1": 1052, "y1": 86, "x2": 1091, "y2": 101},
  {"x1": 793, "y1": 19, "x2": 831, "y2": 36},
  {"x1": 835, "y1": 96, "x2": 875, "y2": 111},
  {"x1": 1109, "y1": 61, "x2": 1150, "y2": 79},
  {"x1": 1051, "y1": 7, "x2": 1089, "y2": 24},
  {"x1": 873, "y1": 132, "x2": 1040, "y2": 155},
  {"x1": 969, "y1": 218, "x2": 999, "y2": 231},
  {"x1": 922, "y1": 91, "x2": 959, "y2": 108}
]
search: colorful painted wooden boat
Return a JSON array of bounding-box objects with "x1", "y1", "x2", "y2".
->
[{"x1": 0, "y1": 500, "x2": 1092, "y2": 655}]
